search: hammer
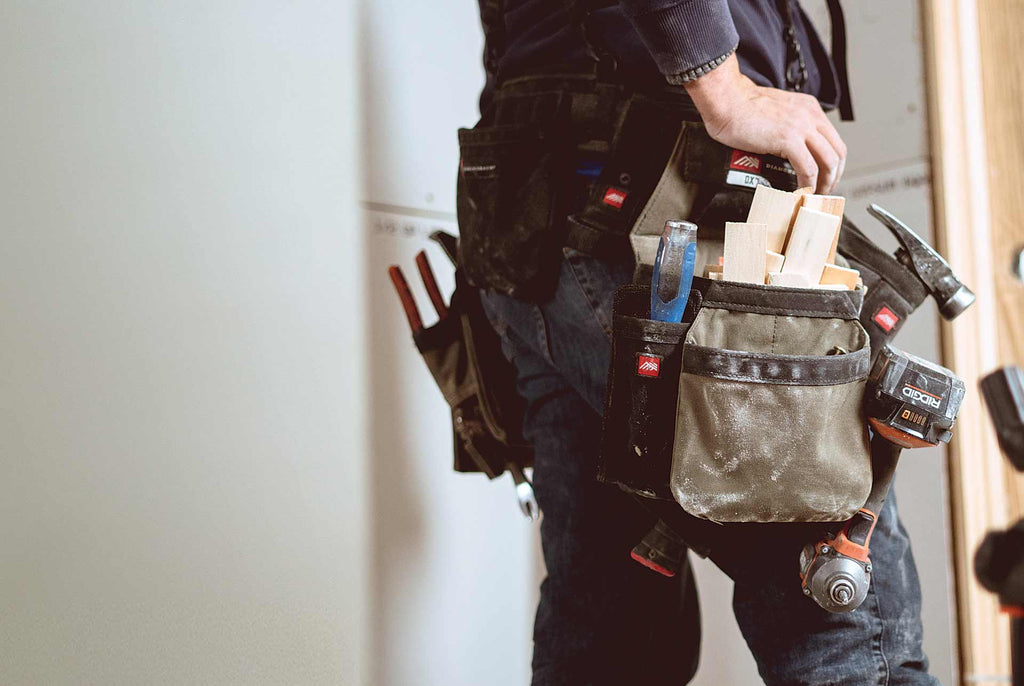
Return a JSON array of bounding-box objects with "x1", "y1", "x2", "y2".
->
[{"x1": 867, "y1": 204, "x2": 976, "y2": 320}]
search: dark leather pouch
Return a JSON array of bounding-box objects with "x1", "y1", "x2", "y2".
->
[
  {"x1": 412, "y1": 234, "x2": 532, "y2": 477},
  {"x1": 597, "y1": 284, "x2": 700, "y2": 499},
  {"x1": 456, "y1": 91, "x2": 572, "y2": 301}
]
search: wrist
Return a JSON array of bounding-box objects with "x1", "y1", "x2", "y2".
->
[{"x1": 683, "y1": 53, "x2": 750, "y2": 129}]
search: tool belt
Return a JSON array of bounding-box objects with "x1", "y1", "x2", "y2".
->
[
  {"x1": 600, "y1": 278, "x2": 873, "y2": 523},
  {"x1": 452, "y1": 73, "x2": 935, "y2": 507}
]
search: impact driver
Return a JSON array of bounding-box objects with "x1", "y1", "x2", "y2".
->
[{"x1": 799, "y1": 345, "x2": 965, "y2": 612}]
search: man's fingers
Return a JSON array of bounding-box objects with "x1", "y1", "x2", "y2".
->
[
  {"x1": 815, "y1": 119, "x2": 847, "y2": 192},
  {"x1": 816, "y1": 118, "x2": 847, "y2": 163},
  {"x1": 806, "y1": 132, "x2": 841, "y2": 194},
  {"x1": 783, "y1": 138, "x2": 818, "y2": 192}
]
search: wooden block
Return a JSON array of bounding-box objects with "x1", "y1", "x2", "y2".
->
[
  {"x1": 746, "y1": 185, "x2": 803, "y2": 253},
  {"x1": 723, "y1": 222, "x2": 768, "y2": 284},
  {"x1": 794, "y1": 186, "x2": 814, "y2": 196},
  {"x1": 768, "y1": 272, "x2": 811, "y2": 288},
  {"x1": 800, "y1": 194, "x2": 845, "y2": 215},
  {"x1": 707, "y1": 270, "x2": 724, "y2": 281},
  {"x1": 799, "y1": 194, "x2": 845, "y2": 262},
  {"x1": 780, "y1": 207, "x2": 840, "y2": 284},
  {"x1": 765, "y1": 250, "x2": 785, "y2": 275},
  {"x1": 819, "y1": 263, "x2": 861, "y2": 290},
  {"x1": 703, "y1": 264, "x2": 723, "y2": 278}
]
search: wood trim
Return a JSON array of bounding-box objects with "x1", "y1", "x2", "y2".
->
[{"x1": 922, "y1": 0, "x2": 1017, "y2": 679}]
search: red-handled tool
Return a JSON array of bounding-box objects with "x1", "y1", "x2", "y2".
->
[
  {"x1": 416, "y1": 250, "x2": 449, "y2": 321},
  {"x1": 388, "y1": 265, "x2": 423, "y2": 334}
]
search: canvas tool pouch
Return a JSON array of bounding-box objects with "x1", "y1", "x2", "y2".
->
[
  {"x1": 413, "y1": 236, "x2": 532, "y2": 478},
  {"x1": 670, "y1": 278, "x2": 873, "y2": 523}
]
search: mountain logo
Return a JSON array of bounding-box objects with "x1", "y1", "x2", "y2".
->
[
  {"x1": 873, "y1": 305, "x2": 900, "y2": 333},
  {"x1": 730, "y1": 150, "x2": 762, "y2": 173},
  {"x1": 637, "y1": 354, "x2": 661, "y2": 378},
  {"x1": 603, "y1": 187, "x2": 628, "y2": 208}
]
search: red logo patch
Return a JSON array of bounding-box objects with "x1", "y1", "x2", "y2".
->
[
  {"x1": 730, "y1": 150, "x2": 763, "y2": 173},
  {"x1": 637, "y1": 354, "x2": 661, "y2": 378},
  {"x1": 603, "y1": 187, "x2": 628, "y2": 209},
  {"x1": 873, "y1": 306, "x2": 900, "y2": 333}
]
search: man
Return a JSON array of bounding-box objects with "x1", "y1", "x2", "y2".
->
[{"x1": 460, "y1": 1, "x2": 936, "y2": 683}]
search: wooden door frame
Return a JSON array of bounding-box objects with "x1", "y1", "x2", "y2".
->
[{"x1": 923, "y1": 0, "x2": 1024, "y2": 680}]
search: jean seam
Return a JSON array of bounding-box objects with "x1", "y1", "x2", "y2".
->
[
  {"x1": 533, "y1": 305, "x2": 557, "y2": 367},
  {"x1": 866, "y1": 581, "x2": 891, "y2": 685},
  {"x1": 562, "y1": 248, "x2": 614, "y2": 341}
]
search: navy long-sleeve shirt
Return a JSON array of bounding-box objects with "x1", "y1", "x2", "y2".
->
[{"x1": 486, "y1": 0, "x2": 839, "y2": 107}]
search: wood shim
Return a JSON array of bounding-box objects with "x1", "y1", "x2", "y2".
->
[
  {"x1": 780, "y1": 207, "x2": 840, "y2": 284},
  {"x1": 723, "y1": 222, "x2": 767, "y2": 284},
  {"x1": 820, "y1": 263, "x2": 861, "y2": 290},
  {"x1": 746, "y1": 184, "x2": 803, "y2": 253},
  {"x1": 703, "y1": 264, "x2": 723, "y2": 278},
  {"x1": 800, "y1": 194, "x2": 846, "y2": 263},
  {"x1": 768, "y1": 272, "x2": 810, "y2": 288},
  {"x1": 765, "y1": 250, "x2": 785, "y2": 275}
]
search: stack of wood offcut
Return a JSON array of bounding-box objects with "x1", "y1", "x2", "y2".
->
[{"x1": 704, "y1": 185, "x2": 863, "y2": 291}]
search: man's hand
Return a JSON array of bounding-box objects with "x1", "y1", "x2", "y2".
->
[{"x1": 684, "y1": 54, "x2": 846, "y2": 194}]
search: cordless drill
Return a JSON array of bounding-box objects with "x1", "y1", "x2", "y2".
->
[{"x1": 799, "y1": 346, "x2": 965, "y2": 612}]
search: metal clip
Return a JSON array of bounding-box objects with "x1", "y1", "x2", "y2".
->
[{"x1": 508, "y1": 464, "x2": 539, "y2": 521}]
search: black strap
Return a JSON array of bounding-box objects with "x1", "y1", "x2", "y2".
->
[
  {"x1": 826, "y1": 0, "x2": 854, "y2": 121},
  {"x1": 572, "y1": 0, "x2": 619, "y2": 77},
  {"x1": 683, "y1": 345, "x2": 871, "y2": 386},
  {"x1": 480, "y1": 0, "x2": 505, "y2": 80},
  {"x1": 777, "y1": 0, "x2": 809, "y2": 92}
]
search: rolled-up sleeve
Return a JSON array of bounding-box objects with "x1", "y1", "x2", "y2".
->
[{"x1": 618, "y1": 0, "x2": 739, "y2": 83}]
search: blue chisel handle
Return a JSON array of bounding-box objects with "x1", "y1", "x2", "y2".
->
[{"x1": 650, "y1": 220, "x2": 698, "y2": 322}]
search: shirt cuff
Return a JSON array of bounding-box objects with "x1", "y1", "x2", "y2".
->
[
  {"x1": 664, "y1": 47, "x2": 735, "y2": 84},
  {"x1": 620, "y1": 0, "x2": 740, "y2": 81}
]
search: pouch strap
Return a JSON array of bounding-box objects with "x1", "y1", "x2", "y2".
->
[
  {"x1": 683, "y1": 345, "x2": 870, "y2": 385},
  {"x1": 694, "y1": 277, "x2": 865, "y2": 320}
]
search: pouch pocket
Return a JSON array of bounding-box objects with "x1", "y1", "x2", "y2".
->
[
  {"x1": 598, "y1": 284, "x2": 700, "y2": 499},
  {"x1": 414, "y1": 273, "x2": 532, "y2": 478},
  {"x1": 670, "y1": 279, "x2": 872, "y2": 523},
  {"x1": 457, "y1": 113, "x2": 570, "y2": 301},
  {"x1": 565, "y1": 96, "x2": 685, "y2": 260}
]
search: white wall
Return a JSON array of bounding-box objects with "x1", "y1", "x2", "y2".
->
[
  {"x1": 360, "y1": 2, "x2": 538, "y2": 685},
  {"x1": 0, "y1": 3, "x2": 367, "y2": 684}
]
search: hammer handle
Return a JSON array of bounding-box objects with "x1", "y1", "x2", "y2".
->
[{"x1": 388, "y1": 265, "x2": 424, "y2": 334}]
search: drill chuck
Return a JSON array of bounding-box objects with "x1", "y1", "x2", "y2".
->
[{"x1": 800, "y1": 543, "x2": 871, "y2": 613}]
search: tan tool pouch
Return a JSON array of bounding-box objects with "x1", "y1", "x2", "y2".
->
[{"x1": 670, "y1": 278, "x2": 872, "y2": 523}]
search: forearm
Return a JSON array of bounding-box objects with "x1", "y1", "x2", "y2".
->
[{"x1": 618, "y1": 0, "x2": 738, "y2": 84}]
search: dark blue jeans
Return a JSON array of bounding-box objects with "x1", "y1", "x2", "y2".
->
[{"x1": 480, "y1": 247, "x2": 938, "y2": 686}]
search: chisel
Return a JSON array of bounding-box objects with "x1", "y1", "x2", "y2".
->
[{"x1": 650, "y1": 220, "x2": 698, "y2": 322}]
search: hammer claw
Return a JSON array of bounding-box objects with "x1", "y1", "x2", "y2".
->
[{"x1": 867, "y1": 204, "x2": 976, "y2": 320}]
